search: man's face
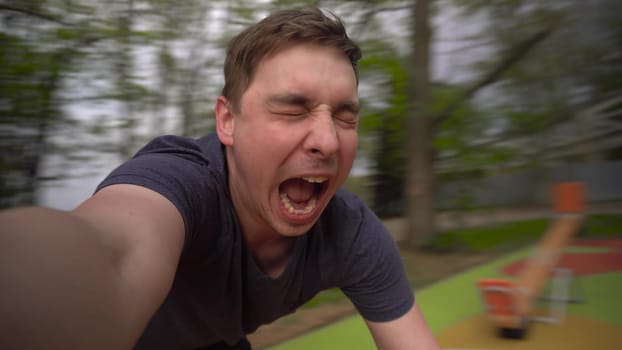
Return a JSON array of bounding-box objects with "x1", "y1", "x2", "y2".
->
[{"x1": 218, "y1": 43, "x2": 359, "y2": 239}]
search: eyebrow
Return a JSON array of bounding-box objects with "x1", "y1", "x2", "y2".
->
[
  {"x1": 267, "y1": 93, "x2": 311, "y2": 107},
  {"x1": 335, "y1": 100, "x2": 360, "y2": 115},
  {"x1": 267, "y1": 93, "x2": 360, "y2": 113}
]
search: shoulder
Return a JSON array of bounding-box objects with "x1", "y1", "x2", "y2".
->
[
  {"x1": 100, "y1": 133, "x2": 225, "y2": 188},
  {"x1": 323, "y1": 189, "x2": 385, "y2": 235},
  {"x1": 96, "y1": 133, "x2": 228, "y2": 244},
  {"x1": 325, "y1": 189, "x2": 365, "y2": 219},
  {"x1": 320, "y1": 193, "x2": 413, "y2": 323},
  {"x1": 136, "y1": 133, "x2": 224, "y2": 168},
  {"x1": 314, "y1": 189, "x2": 392, "y2": 256}
]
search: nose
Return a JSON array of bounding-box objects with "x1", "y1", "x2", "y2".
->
[{"x1": 304, "y1": 111, "x2": 339, "y2": 159}]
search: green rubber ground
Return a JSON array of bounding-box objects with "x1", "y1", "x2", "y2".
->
[{"x1": 269, "y1": 242, "x2": 622, "y2": 350}]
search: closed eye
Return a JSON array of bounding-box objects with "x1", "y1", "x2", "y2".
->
[
  {"x1": 335, "y1": 114, "x2": 358, "y2": 128},
  {"x1": 267, "y1": 93, "x2": 311, "y2": 118},
  {"x1": 334, "y1": 104, "x2": 359, "y2": 127},
  {"x1": 274, "y1": 109, "x2": 307, "y2": 118}
]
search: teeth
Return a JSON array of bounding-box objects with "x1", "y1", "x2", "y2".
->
[
  {"x1": 302, "y1": 176, "x2": 327, "y2": 183},
  {"x1": 280, "y1": 192, "x2": 317, "y2": 215},
  {"x1": 277, "y1": 176, "x2": 325, "y2": 215}
]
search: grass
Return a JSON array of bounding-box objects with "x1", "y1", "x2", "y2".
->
[
  {"x1": 424, "y1": 213, "x2": 622, "y2": 253},
  {"x1": 301, "y1": 288, "x2": 347, "y2": 309},
  {"x1": 583, "y1": 214, "x2": 622, "y2": 237},
  {"x1": 423, "y1": 218, "x2": 549, "y2": 253}
]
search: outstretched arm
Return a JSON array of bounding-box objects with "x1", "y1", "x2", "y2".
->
[
  {"x1": 0, "y1": 184, "x2": 184, "y2": 349},
  {"x1": 366, "y1": 303, "x2": 439, "y2": 350}
]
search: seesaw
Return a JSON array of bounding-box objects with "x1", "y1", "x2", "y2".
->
[{"x1": 476, "y1": 182, "x2": 585, "y2": 339}]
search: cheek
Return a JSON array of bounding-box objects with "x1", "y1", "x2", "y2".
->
[
  {"x1": 339, "y1": 131, "x2": 358, "y2": 160},
  {"x1": 235, "y1": 129, "x2": 286, "y2": 173}
]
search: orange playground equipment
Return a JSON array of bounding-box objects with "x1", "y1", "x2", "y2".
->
[{"x1": 476, "y1": 182, "x2": 586, "y2": 339}]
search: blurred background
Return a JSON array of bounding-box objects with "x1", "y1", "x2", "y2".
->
[
  {"x1": 2, "y1": 0, "x2": 621, "y2": 348},
  {"x1": 2, "y1": 0, "x2": 622, "y2": 241}
]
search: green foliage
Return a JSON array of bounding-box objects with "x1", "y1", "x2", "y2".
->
[
  {"x1": 432, "y1": 85, "x2": 480, "y2": 152},
  {"x1": 343, "y1": 175, "x2": 372, "y2": 204},
  {"x1": 358, "y1": 52, "x2": 410, "y2": 216},
  {"x1": 452, "y1": 0, "x2": 622, "y2": 165},
  {"x1": 359, "y1": 47, "x2": 484, "y2": 216},
  {"x1": 0, "y1": 22, "x2": 66, "y2": 207},
  {"x1": 505, "y1": 111, "x2": 548, "y2": 135},
  {"x1": 1, "y1": 0, "x2": 224, "y2": 207},
  {"x1": 3, "y1": 0, "x2": 620, "y2": 210}
]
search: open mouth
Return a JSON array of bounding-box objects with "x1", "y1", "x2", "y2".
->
[{"x1": 279, "y1": 176, "x2": 328, "y2": 216}]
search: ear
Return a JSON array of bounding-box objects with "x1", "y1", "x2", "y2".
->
[{"x1": 215, "y1": 95, "x2": 235, "y2": 146}]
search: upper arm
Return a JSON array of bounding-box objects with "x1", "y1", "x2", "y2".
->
[
  {"x1": 72, "y1": 183, "x2": 185, "y2": 335},
  {"x1": 365, "y1": 303, "x2": 439, "y2": 350}
]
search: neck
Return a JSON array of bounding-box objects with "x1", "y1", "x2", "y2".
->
[{"x1": 245, "y1": 231, "x2": 297, "y2": 278}]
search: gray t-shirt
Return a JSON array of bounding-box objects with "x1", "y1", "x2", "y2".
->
[{"x1": 97, "y1": 134, "x2": 414, "y2": 349}]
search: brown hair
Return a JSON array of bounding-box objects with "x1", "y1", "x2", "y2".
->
[{"x1": 221, "y1": 7, "x2": 362, "y2": 112}]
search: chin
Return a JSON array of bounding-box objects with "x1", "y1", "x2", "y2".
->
[{"x1": 275, "y1": 221, "x2": 316, "y2": 238}]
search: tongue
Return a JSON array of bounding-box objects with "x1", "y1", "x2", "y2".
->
[{"x1": 281, "y1": 178, "x2": 315, "y2": 203}]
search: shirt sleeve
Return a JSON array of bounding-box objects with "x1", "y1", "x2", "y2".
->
[
  {"x1": 338, "y1": 196, "x2": 414, "y2": 323},
  {"x1": 95, "y1": 135, "x2": 213, "y2": 244}
]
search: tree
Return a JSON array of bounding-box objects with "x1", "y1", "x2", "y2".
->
[
  {"x1": 1, "y1": 0, "x2": 225, "y2": 208},
  {"x1": 402, "y1": 0, "x2": 434, "y2": 247},
  {"x1": 401, "y1": 0, "x2": 561, "y2": 247},
  {"x1": 0, "y1": 0, "x2": 92, "y2": 208},
  {"x1": 469, "y1": 0, "x2": 622, "y2": 164}
]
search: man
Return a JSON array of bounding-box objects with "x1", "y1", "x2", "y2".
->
[{"x1": 0, "y1": 7, "x2": 439, "y2": 350}]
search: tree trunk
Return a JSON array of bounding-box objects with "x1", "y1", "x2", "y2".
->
[
  {"x1": 404, "y1": 116, "x2": 436, "y2": 248},
  {"x1": 404, "y1": 0, "x2": 436, "y2": 248}
]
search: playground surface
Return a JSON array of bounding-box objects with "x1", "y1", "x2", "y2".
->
[{"x1": 267, "y1": 237, "x2": 622, "y2": 350}]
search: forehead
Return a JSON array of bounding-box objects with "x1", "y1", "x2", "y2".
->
[{"x1": 248, "y1": 44, "x2": 358, "y2": 100}]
